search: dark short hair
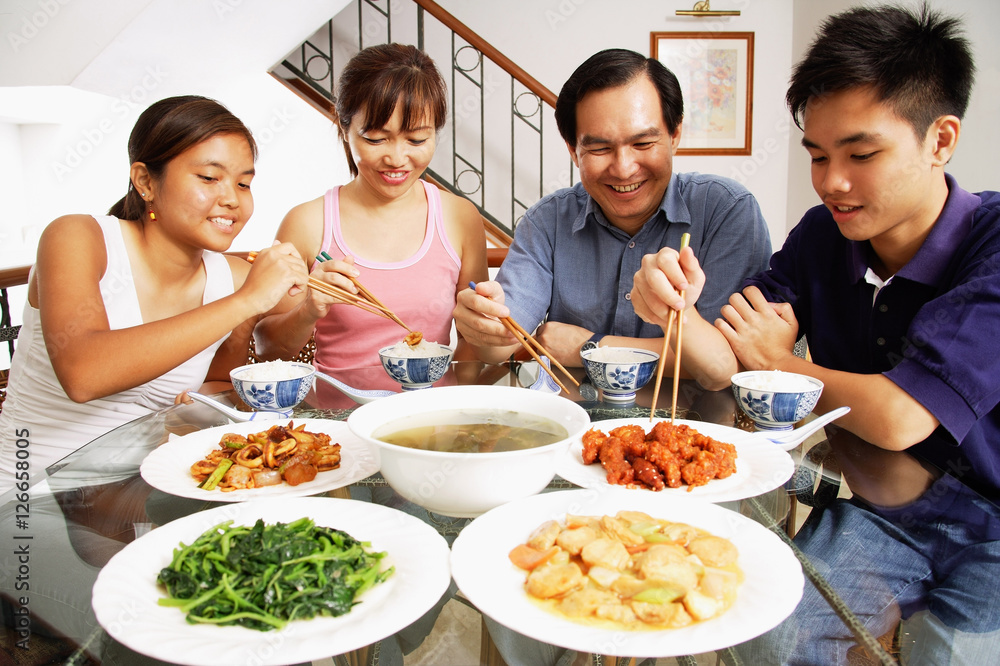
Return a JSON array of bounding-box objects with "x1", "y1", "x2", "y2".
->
[
  {"x1": 108, "y1": 95, "x2": 256, "y2": 221},
  {"x1": 335, "y1": 43, "x2": 448, "y2": 178},
  {"x1": 555, "y1": 48, "x2": 684, "y2": 148},
  {"x1": 787, "y1": 2, "x2": 975, "y2": 138}
]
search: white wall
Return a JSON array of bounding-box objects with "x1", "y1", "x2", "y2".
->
[
  {"x1": 436, "y1": 0, "x2": 795, "y2": 248},
  {"x1": 0, "y1": 0, "x2": 354, "y2": 271},
  {"x1": 438, "y1": 0, "x2": 999, "y2": 241},
  {"x1": 1, "y1": 0, "x2": 998, "y2": 267}
]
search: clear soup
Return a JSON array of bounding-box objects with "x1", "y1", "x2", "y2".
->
[{"x1": 373, "y1": 409, "x2": 568, "y2": 453}]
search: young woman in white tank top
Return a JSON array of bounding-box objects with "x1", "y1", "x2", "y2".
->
[{"x1": 0, "y1": 96, "x2": 310, "y2": 489}]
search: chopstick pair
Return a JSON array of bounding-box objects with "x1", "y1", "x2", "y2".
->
[
  {"x1": 468, "y1": 282, "x2": 579, "y2": 395},
  {"x1": 315, "y1": 252, "x2": 413, "y2": 333},
  {"x1": 246, "y1": 251, "x2": 410, "y2": 331},
  {"x1": 649, "y1": 233, "x2": 690, "y2": 423}
]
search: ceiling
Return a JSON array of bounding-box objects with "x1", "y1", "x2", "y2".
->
[{"x1": 0, "y1": 0, "x2": 349, "y2": 122}]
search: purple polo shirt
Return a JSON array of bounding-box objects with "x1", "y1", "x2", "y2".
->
[{"x1": 748, "y1": 175, "x2": 1000, "y2": 499}]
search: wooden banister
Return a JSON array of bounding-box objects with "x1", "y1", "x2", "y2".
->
[
  {"x1": 487, "y1": 247, "x2": 507, "y2": 268},
  {"x1": 0, "y1": 265, "x2": 31, "y2": 290},
  {"x1": 413, "y1": 0, "x2": 558, "y2": 109}
]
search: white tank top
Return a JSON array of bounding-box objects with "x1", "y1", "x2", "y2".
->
[{"x1": 0, "y1": 216, "x2": 233, "y2": 488}]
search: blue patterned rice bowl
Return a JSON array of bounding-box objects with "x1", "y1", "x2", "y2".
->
[
  {"x1": 379, "y1": 342, "x2": 454, "y2": 390},
  {"x1": 731, "y1": 370, "x2": 824, "y2": 431},
  {"x1": 230, "y1": 361, "x2": 315, "y2": 411},
  {"x1": 580, "y1": 347, "x2": 660, "y2": 403}
]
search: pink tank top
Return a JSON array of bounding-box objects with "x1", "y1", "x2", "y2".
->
[{"x1": 312, "y1": 181, "x2": 461, "y2": 375}]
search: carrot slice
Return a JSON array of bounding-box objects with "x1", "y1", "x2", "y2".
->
[{"x1": 508, "y1": 544, "x2": 559, "y2": 570}]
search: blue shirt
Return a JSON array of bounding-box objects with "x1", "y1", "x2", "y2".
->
[
  {"x1": 497, "y1": 172, "x2": 772, "y2": 338},
  {"x1": 748, "y1": 175, "x2": 1000, "y2": 498}
]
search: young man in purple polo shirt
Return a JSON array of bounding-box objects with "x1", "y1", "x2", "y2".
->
[{"x1": 632, "y1": 3, "x2": 1000, "y2": 662}]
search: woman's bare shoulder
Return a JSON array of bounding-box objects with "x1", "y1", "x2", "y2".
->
[
  {"x1": 37, "y1": 214, "x2": 108, "y2": 261},
  {"x1": 277, "y1": 195, "x2": 325, "y2": 238},
  {"x1": 42, "y1": 213, "x2": 105, "y2": 236},
  {"x1": 438, "y1": 188, "x2": 482, "y2": 226},
  {"x1": 284, "y1": 195, "x2": 325, "y2": 222}
]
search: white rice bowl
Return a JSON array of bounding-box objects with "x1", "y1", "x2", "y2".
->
[
  {"x1": 233, "y1": 360, "x2": 314, "y2": 381},
  {"x1": 585, "y1": 347, "x2": 652, "y2": 363},
  {"x1": 733, "y1": 370, "x2": 819, "y2": 393},
  {"x1": 383, "y1": 339, "x2": 450, "y2": 359}
]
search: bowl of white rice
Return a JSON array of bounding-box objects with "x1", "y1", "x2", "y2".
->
[
  {"x1": 230, "y1": 360, "x2": 315, "y2": 411},
  {"x1": 580, "y1": 346, "x2": 660, "y2": 403},
  {"x1": 378, "y1": 340, "x2": 454, "y2": 390},
  {"x1": 731, "y1": 370, "x2": 824, "y2": 432}
]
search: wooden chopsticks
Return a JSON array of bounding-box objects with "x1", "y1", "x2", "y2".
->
[
  {"x1": 246, "y1": 251, "x2": 411, "y2": 332},
  {"x1": 469, "y1": 281, "x2": 579, "y2": 395},
  {"x1": 316, "y1": 252, "x2": 413, "y2": 333},
  {"x1": 650, "y1": 233, "x2": 690, "y2": 422}
]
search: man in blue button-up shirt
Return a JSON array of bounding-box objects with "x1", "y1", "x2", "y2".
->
[{"x1": 453, "y1": 48, "x2": 771, "y2": 390}]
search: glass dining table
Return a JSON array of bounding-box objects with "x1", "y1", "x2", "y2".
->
[{"x1": 1, "y1": 360, "x2": 996, "y2": 666}]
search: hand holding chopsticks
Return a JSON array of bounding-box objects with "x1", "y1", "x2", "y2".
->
[
  {"x1": 247, "y1": 250, "x2": 413, "y2": 333},
  {"x1": 315, "y1": 251, "x2": 413, "y2": 333},
  {"x1": 649, "y1": 233, "x2": 691, "y2": 422},
  {"x1": 468, "y1": 282, "x2": 579, "y2": 395}
]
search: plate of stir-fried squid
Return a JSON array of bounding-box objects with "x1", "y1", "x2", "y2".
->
[{"x1": 140, "y1": 419, "x2": 379, "y2": 502}]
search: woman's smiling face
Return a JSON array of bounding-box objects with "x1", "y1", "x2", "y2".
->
[
  {"x1": 348, "y1": 102, "x2": 437, "y2": 202},
  {"x1": 151, "y1": 132, "x2": 255, "y2": 252}
]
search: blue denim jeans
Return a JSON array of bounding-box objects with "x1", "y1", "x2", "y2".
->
[
  {"x1": 483, "y1": 615, "x2": 580, "y2": 666},
  {"x1": 737, "y1": 474, "x2": 1000, "y2": 665}
]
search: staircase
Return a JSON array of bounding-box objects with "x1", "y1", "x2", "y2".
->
[{"x1": 268, "y1": 0, "x2": 579, "y2": 248}]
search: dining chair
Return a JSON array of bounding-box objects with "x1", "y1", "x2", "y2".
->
[{"x1": 0, "y1": 282, "x2": 23, "y2": 413}]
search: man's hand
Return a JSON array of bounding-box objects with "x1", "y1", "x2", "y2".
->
[
  {"x1": 533, "y1": 321, "x2": 592, "y2": 367},
  {"x1": 452, "y1": 281, "x2": 519, "y2": 348},
  {"x1": 716, "y1": 286, "x2": 799, "y2": 369},
  {"x1": 631, "y1": 246, "x2": 705, "y2": 327}
]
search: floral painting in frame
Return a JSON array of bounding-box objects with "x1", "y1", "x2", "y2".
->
[{"x1": 651, "y1": 32, "x2": 754, "y2": 155}]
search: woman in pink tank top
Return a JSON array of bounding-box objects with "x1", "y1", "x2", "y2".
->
[{"x1": 255, "y1": 44, "x2": 488, "y2": 393}]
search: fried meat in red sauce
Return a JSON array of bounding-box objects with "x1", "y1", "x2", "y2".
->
[{"x1": 582, "y1": 422, "x2": 736, "y2": 491}]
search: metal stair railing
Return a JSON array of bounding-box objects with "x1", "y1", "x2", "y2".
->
[{"x1": 269, "y1": 0, "x2": 578, "y2": 245}]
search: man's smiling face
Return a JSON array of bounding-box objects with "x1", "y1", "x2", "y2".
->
[{"x1": 569, "y1": 74, "x2": 681, "y2": 235}]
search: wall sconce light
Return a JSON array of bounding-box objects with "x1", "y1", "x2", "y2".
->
[{"x1": 676, "y1": 1, "x2": 741, "y2": 17}]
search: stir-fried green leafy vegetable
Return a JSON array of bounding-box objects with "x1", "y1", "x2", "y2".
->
[{"x1": 157, "y1": 517, "x2": 393, "y2": 631}]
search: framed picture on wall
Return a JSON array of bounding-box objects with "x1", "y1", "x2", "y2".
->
[{"x1": 651, "y1": 31, "x2": 754, "y2": 155}]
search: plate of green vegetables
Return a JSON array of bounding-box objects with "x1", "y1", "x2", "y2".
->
[{"x1": 91, "y1": 496, "x2": 451, "y2": 665}]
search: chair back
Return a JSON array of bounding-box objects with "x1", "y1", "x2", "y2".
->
[{"x1": 0, "y1": 264, "x2": 30, "y2": 412}]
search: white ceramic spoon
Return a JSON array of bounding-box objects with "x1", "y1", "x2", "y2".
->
[
  {"x1": 313, "y1": 371, "x2": 397, "y2": 404},
  {"x1": 754, "y1": 405, "x2": 851, "y2": 451},
  {"x1": 187, "y1": 391, "x2": 293, "y2": 422}
]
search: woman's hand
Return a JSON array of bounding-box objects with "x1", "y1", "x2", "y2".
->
[
  {"x1": 453, "y1": 281, "x2": 517, "y2": 347},
  {"x1": 631, "y1": 246, "x2": 705, "y2": 327},
  {"x1": 303, "y1": 255, "x2": 362, "y2": 320},
  {"x1": 237, "y1": 242, "x2": 309, "y2": 316}
]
